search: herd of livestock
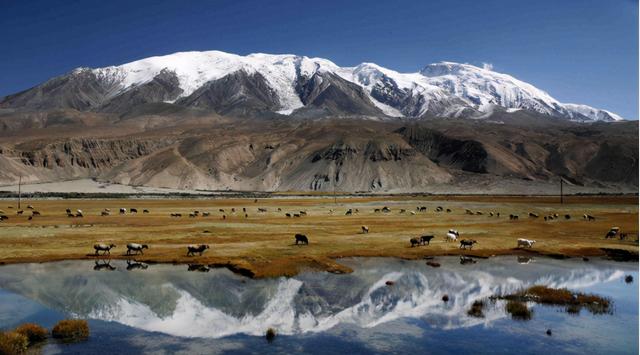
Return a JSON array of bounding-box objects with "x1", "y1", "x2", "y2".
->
[{"x1": 0, "y1": 203, "x2": 632, "y2": 270}]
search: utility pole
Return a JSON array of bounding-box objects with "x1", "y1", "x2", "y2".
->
[
  {"x1": 560, "y1": 178, "x2": 563, "y2": 205},
  {"x1": 333, "y1": 173, "x2": 337, "y2": 205},
  {"x1": 18, "y1": 175, "x2": 22, "y2": 209}
]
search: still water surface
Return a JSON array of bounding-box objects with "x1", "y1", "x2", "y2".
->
[{"x1": 0, "y1": 256, "x2": 637, "y2": 354}]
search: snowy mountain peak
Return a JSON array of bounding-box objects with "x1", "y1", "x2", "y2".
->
[{"x1": 1, "y1": 50, "x2": 624, "y2": 122}]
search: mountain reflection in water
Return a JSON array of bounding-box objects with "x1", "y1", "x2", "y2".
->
[{"x1": 0, "y1": 257, "x2": 632, "y2": 340}]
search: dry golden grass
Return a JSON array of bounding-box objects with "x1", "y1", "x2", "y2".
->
[
  {"x1": 13, "y1": 323, "x2": 47, "y2": 344},
  {"x1": 0, "y1": 195, "x2": 637, "y2": 277},
  {"x1": 496, "y1": 285, "x2": 611, "y2": 315},
  {"x1": 0, "y1": 331, "x2": 28, "y2": 354},
  {"x1": 51, "y1": 320, "x2": 89, "y2": 342}
]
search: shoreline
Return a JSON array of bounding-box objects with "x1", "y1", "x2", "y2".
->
[{"x1": 0, "y1": 247, "x2": 636, "y2": 279}]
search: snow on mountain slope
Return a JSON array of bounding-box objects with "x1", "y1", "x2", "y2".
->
[
  {"x1": 563, "y1": 103, "x2": 624, "y2": 122},
  {"x1": 91, "y1": 51, "x2": 340, "y2": 114},
  {"x1": 6, "y1": 50, "x2": 624, "y2": 121}
]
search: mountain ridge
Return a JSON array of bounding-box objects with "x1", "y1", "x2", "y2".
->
[{"x1": 0, "y1": 50, "x2": 625, "y2": 122}]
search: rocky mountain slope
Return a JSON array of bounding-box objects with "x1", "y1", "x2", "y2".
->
[
  {"x1": 0, "y1": 50, "x2": 634, "y2": 193},
  {"x1": 0, "y1": 108, "x2": 636, "y2": 193},
  {"x1": 0, "y1": 50, "x2": 624, "y2": 121}
]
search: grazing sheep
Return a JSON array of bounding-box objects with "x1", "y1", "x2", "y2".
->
[
  {"x1": 489, "y1": 212, "x2": 494, "y2": 217},
  {"x1": 362, "y1": 225, "x2": 369, "y2": 234},
  {"x1": 420, "y1": 235, "x2": 435, "y2": 245},
  {"x1": 126, "y1": 243, "x2": 149, "y2": 255},
  {"x1": 0, "y1": 215, "x2": 8, "y2": 221},
  {"x1": 32, "y1": 211, "x2": 41, "y2": 216},
  {"x1": 94, "y1": 243, "x2": 116, "y2": 255},
  {"x1": 446, "y1": 232, "x2": 458, "y2": 242},
  {"x1": 436, "y1": 206, "x2": 443, "y2": 212},
  {"x1": 459, "y1": 239, "x2": 477, "y2": 249},
  {"x1": 75, "y1": 210, "x2": 83, "y2": 217},
  {"x1": 299, "y1": 211, "x2": 307, "y2": 216},
  {"x1": 584, "y1": 214, "x2": 596, "y2": 221},
  {"x1": 120, "y1": 208, "x2": 126, "y2": 214},
  {"x1": 245, "y1": 213, "x2": 248, "y2": 218},
  {"x1": 231, "y1": 208, "x2": 236, "y2": 213},
  {"x1": 27, "y1": 205, "x2": 34, "y2": 209},
  {"x1": 219, "y1": 209, "x2": 225, "y2": 213},
  {"x1": 202, "y1": 212, "x2": 210, "y2": 217},
  {"x1": 529, "y1": 212, "x2": 539, "y2": 218},
  {"x1": 222, "y1": 215, "x2": 226, "y2": 220},
  {"x1": 277, "y1": 208, "x2": 281, "y2": 212},
  {"x1": 410, "y1": 237, "x2": 420, "y2": 247},
  {"x1": 509, "y1": 214, "x2": 519, "y2": 220},
  {"x1": 101, "y1": 211, "x2": 110, "y2": 216},
  {"x1": 475, "y1": 211, "x2": 483, "y2": 215},
  {"x1": 382, "y1": 207, "x2": 391, "y2": 213},
  {"x1": 345, "y1": 209, "x2": 353, "y2": 216},
  {"x1": 16, "y1": 210, "x2": 24, "y2": 215},
  {"x1": 293, "y1": 213, "x2": 300, "y2": 218},
  {"x1": 187, "y1": 244, "x2": 210, "y2": 256},
  {"x1": 242, "y1": 208, "x2": 247, "y2": 212},
  {"x1": 517, "y1": 238, "x2": 536, "y2": 248},
  {"x1": 399, "y1": 209, "x2": 406, "y2": 213},
  {"x1": 446, "y1": 209, "x2": 452, "y2": 213},
  {"x1": 189, "y1": 212, "x2": 196, "y2": 218},
  {"x1": 130, "y1": 208, "x2": 138, "y2": 214},
  {"x1": 418, "y1": 206, "x2": 427, "y2": 212},
  {"x1": 295, "y1": 234, "x2": 309, "y2": 245},
  {"x1": 285, "y1": 213, "x2": 292, "y2": 218},
  {"x1": 143, "y1": 209, "x2": 150, "y2": 213},
  {"x1": 65, "y1": 208, "x2": 71, "y2": 214},
  {"x1": 605, "y1": 227, "x2": 620, "y2": 239},
  {"x1": 67, "y1": 212, "x2": 75, "y2": 218},
  {"x1": 410, "y1": 211, "x2": 416, "y2": 215},
  {"x1": 374, "y1": 208, "x2": 381, "y2": 213},
  {"x1": 564, "y1": 214, "x2": 571, "y2": 220},
  {"x1": 258, "y1": 208, "x2": 267, "y2": 213}
]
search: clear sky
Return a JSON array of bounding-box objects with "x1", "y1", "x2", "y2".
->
[{"x1": 1, "y1": 0, "x2": 637, "y2": 119}]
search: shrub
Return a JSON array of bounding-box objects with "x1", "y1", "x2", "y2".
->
[
  {"x1": 495, "y1": 285, "x2": 611, "y2": 315},
  {"x1": 14, "y1": 323, "x2": 48, "y2": 344},
  {"x1": 0, "y1": 331, "x2": 28, "y2": 354},
  {"x1": 467, "y1": 300, "x2": 485, "y2": 318},
  {"x1": 51, "y1": 319, "x2": 89, "y2": 342},
  {"x1": 505, "y1": 301, "x2": 532, "y2": 320},
  {"x1": 265, "y1": 328, "x2": 276, "y2": 343}
]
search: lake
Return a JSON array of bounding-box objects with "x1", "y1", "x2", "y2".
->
[{"x1": 0, "y1": 256, "x2": 637, "y2": 354}]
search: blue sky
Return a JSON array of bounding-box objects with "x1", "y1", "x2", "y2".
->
[{"x1": 1, "y1": 0, "x2": 637, "y2": 118}]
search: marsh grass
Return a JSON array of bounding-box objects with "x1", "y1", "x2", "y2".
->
[
  {"x1": 0, "y1": 331, "x2": 28, "y2": 354},
  {"x1": 467, "y1": 300, "x2": 485, "y2": 318},
  {"x1": 14, "y1": 323, "x2": 47, "y2": 344},
  {"x1": 51, "y1": 319, "x2": 89, "y2": 342},
  {"x1": 495, "y1": 285, "x2": 611, "y2": 315},
  {"x1": 505, "y1": 301, "x2": 532, "y2": 320}
]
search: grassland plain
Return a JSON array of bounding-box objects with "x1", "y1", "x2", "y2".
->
[{"x1": 0, "y1": 195, "x2": 637, "y2": 278}]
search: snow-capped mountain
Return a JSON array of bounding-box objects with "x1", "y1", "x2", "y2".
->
[{"x1": 0, "y1": 50, "x2": 624, "y2": 121}]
